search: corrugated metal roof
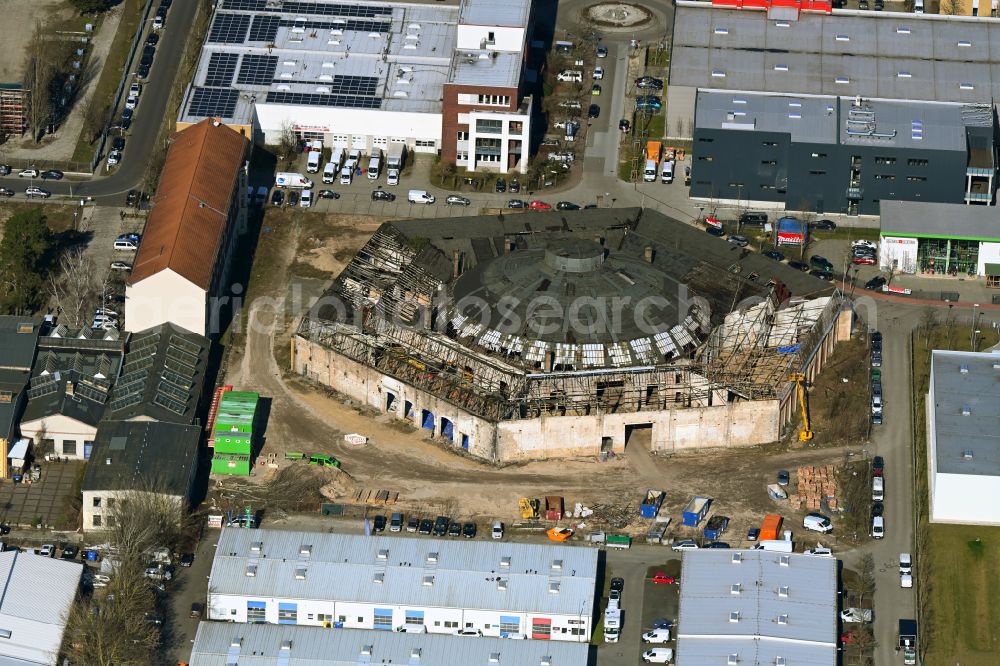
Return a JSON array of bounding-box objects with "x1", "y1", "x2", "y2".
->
[
  {"x1": 128, "y1": 119, "x2": 247, "y2": 290},
  {"x1": 189, "y1": 622, "x2": 589, "y2": 665},
  {"x1": 672, "y1": 1, "x2": 1000, "y2": 104},
  {"x1": 677, "y1": 550, "x2": 836, "y2": 666},
  {"x1": 210, "y1": 529, "x2": 597, "y2": 616},
  {"x1": 0, "y1": 551, "x2": 82, "y2": 665},
  {"x1": 930, "y1": 350, "x2": 1000, "y2": 476}
]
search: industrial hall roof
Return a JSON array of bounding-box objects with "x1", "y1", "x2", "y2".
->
[
  {"x1": 671, "y1": 0, "x2": 1000, "y2": 104},
  {"x1": 0, "y1": 550, "x2": 82, "y2": 666},
  {"x1": 81, "y1": 420, "x2": 201, "y2": 497},
  {"x1": 677, "y1": 549, "x2": 837, "y2": 666},
  {"x1": 128, "y1": 119, "x2": 247, "y2": 291},
  {"x1": 189, "y1": 622, "x2": 590, "y2": 666},
  {"x1": 209, "y1": 529, "x2": 598, "y2": 617},
  {"x1": 880, "y1": 200, "x2": 1000, "y2": 241},
  {"x1": 0, "y1": 317, "x2": 42, "y2": 372},
  {"x1": 930, "y1": 350, "x2": 1000, "y2": 477}
]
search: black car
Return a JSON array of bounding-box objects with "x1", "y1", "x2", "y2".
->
[
  {"x1": 137, "y1": 63, "x2": 150, "y2": 79},
  {"x1": 41, "y1": 170, "x2": 64, "y2": 180},
  {"x1": 610, "y1": 577, "x2": 625, "y2": 593},
  {"x1": 142, "y1": 45, "x2": 156, "y2": 61},
  {"x1": 865, "y1": 276, "x2": 887, "y2": 290},
  {"x1": 433, "y1": 516, "x2": 449, "y2": 537},
  {"x1": 418, "y1": 518, "x2": 433, "y2": 535},
  {"x1": 462, "y1": 522, "x2": 477, "y2": 538},
  {"x1": 287, "y1": 191, "x2": 299, "y2": 206},
  {"x1": 788, "y1": 260, "x2": 810, "y2": 272},
  {"x1": 111, "y1": 137, "x2": 125, "y2": 152},
  {"x1": 706, "y1": 226, "x2": 725, "y2": 237},
  {"x1": 584, "y1": 204, "x2": 598, "y2": 209},
  {"x1": 810, "y1": 255, "x2": 834, "y2": 271},
  {"x1": 448, "y1": 522, "x2": 462, "y2": 537},
  {"x1": 740, "y1": 211, "x2": 768, "y2": 226},
  {"x1": 61, "y1": 545, "x2": 79, "y2": 560},
  {"x1": 810, "y1": 269, "x2": 833, "y2": 281},
  {"x1": 777, "y1": 469, "x2": 790, "y2": 486},
  {"x1": 508, "y1": 180, "x2": 520, "y2": 193},
  {"x1": 318, "y1": 189, "x2": 340, "y2": 199},
  {"x1": 763, "y1": 250, "x2": 785, "y2": 261},
  {"x1": 372, "y1": 189, "x2": 396, "y2": 201},
  {"x1": 507, "y1": 199, "x2": 527, "y2": 209},
  {"x1": 871, "y1": 501, "x2": 884, "y2": 517},
  {"x1": 556, "y1": 201, "x2": 580, "y2": 210},
  {"x1": 635, "y1": 76, "x2": 664, "y2": 89},
  {"x1": 270, "y1": 189, "x2": 284, "y2": 206},
  {"x1": 618, "y1": 118, "x2": 630, "y2": 132},
  {"x1": 407, "y1": 516, "x2": 419, "y2": 532},
  {"x1": 122, "y1": 107, "x2": 134, "y2": 123},
  {"x1": 180, "y1": 553, "x2": 195, "y2": 567},
  {"x1": 872, "y1": 455, "x2": 885, "y2": 476},
  {"x1": 810, "y1": 219, "x2": 837, "y2": 231},
  {"x1": 373, "y1": 515, "x2": 387, "y2": 532},
  {"x1": 705, "y1": 542, "x2": 731, "y2": 549},
  {"x1": 495, "y1": 178, "x2": 506, "y2": 193},
  {"x1": 0, "y1": 165, "x2": 10, "y2": 176},
  {"x1": 0, "y1": 187, "x2": 13, "y2": 197},
  {"x1": 588, "y1": 104, "x2": 600, "y2": 119},
  {"x1": 145, "y1": 33, "x2": 159, "y2": 47}
]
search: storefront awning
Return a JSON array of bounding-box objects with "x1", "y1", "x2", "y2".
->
[{"x1": 986, "y1": 263, "x2": 1000, "y2": 277}]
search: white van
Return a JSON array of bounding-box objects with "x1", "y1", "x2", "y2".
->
[
  {"x1": 306, "y1": 149, "x2": 322, "y2": 173},
  {"x1": 299, "y1": 189, "x2": 312, "y2": 208},
  {"x1": 491, "y1": 521, "x2": 503, "y2": 539},
  {"x1": 752, "y1": 539, "x2": 793, "y2": 553},
  {"x1": 803, "y1": 513, "x2": 833, "y2": 533},
  {"x1": 339, "y1": 166, "x2": 353, "y2": 185},
  {"x1": 322, "y1": 162, "x2": 337, "y2": 184},
  {"x1": 871, "y1": 515, "x2": 885, "y2": 539},
  {"x1": 408, "y1": 189, "x2": 435, "y2": 204},
  {"x1": 643, "y1": 159, "x2": 658, "y2": 182},
  {"x1": 368, "y1": 156, "x2": 381, "y2": 180},
  {"x1": 114, "y1": 239, "x2": 138, "y2": 251},
  {"x1": 914, "y1": 0, "x2": 924, "y2": 12},
  {"x1": 872, "y1": 476, "x2": 884, "y2": 501},
  {"x1": 660, "y1": 160, "x2": 674, "y2": 184}
]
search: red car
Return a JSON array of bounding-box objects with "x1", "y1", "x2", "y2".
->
[
  {"x1": 529, "y1": 200, "x2": 552, "y2": 210},
  {"x1": 652, "y1": 573, "x2": 677, "y2": 585},
  {"x1": 852, "y1": 255, "x2": 876, "y2": 265}
]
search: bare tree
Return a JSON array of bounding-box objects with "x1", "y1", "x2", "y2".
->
[
  {"x1": 82, "y1": 100, "x2": 110, "y2": 145},
  {"x1": 277, "y1": 120, "x2": 298, "y2": 164},
  {"x1": 48, "y1": 248, "x2": 107, "y2": 329},
  {"x1": 22, "y1": 22, "x2": 57, "y2": 142},
  {"x1": 939, "y1": 0, "x2": 961, "y2": 13},
  {"x1": 105, "y1": 483, "x2": 189, "y2": 565}
]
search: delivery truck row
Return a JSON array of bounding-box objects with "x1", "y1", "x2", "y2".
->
[
  {"x1": 643, "y1": 141, "x2": 675, "y2": 184},
  {"x1": 296, "y1": 141, "x2": 408, "y2": 187}
]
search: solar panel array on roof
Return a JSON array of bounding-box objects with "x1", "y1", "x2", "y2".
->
[
  {"x1": 266, "y1": 91, "x2": 382, "y2": 108},
  {"x1": 187, "y1": 87, "x2": 240, "y2": 118},
  {"x1": 278, "y1": 17, "x2": 389, "y2": 33},
  {"x1": 236, "y1": 54, "x2": 278, "y2": 86},
  {"x1": 248, "y1": 14, "x2": 281, "y2": 42},
  {"x1": 273, "y1": 74, "x2": 379, "y2": 96},
  {"x1": 208, "y1": 13, "x2": 251, "y2": 44},
  {"x1": 205, "y1": 52, "x2": 239, "y2": 87},
  {"x1": 221, "y1": 0, "x2": 266, "y2": 10},
  {"x1": 282, "y1": 1, "x2": 392, "y2": 17}
]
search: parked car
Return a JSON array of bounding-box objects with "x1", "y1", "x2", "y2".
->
[
  {"x1": 705, "y1": 541, "x2": 731, "y2": 549},
  {"x1": 0, "y1": 188, "x2": 13, "y2": 197},
  {"x1": 39, "y1": 544, "x2": 55, "y2": 557},
  {"x1": 588, "y1": 104, "x2": 600, "y2": 118},
  {"x1": 810, "y1": 255, "x2": 834, "y2": 271},
  {"x1": 853, "y1": 254, "x2": 876, "y2": 265},
  {"x1": 372, "y1": 189, "x2": 395, "y2": 202},
  {"x1": 18, "y1": 168, "x2": 39, "y2": 178},
  {"x1": 529, "y1": 200, "x2": 551, "y2": 210},
  {"x1": 670, "y1": 539, "x2": 699, "y2": 551},
  {"x1": 871, "y1": 515, "x2": 885, "y2": 539},
  {"x1": 872, "y1": 456, "x2": 884, "y2": 476},
  {"x1": 0, "y1": 164, "x2": 10, "y2": 175},
  {"x1": 865, "y1": 276, "x2": 887, "y2": 290},
  {"x1": 41, "y1": 170, "x2": 63, "y2": 180},
  {"x1": 591, "y1": 84, "x2": 602, "y2": 96},
  {"x1": 777, "y1": 469, "x2": 790, "y2": 486},
  {"x1": 610, "y1": 577, "x2": 624, "y2": 593},
  {"x1": 129, "y1": 82, "x2": 142, "y2": 97},
  {"x1": 871, "y1": 500, "x2": 884, "y2": 518},
  {"x1": 652, "y1": 572, "x2": 677, "y2": 583},
  {"x1": 507, "y1": 199, "x2": 527, "y2": 209},
  {"x1": 593, "y1": 66, "x2": 604, "y2": 79},
  {"x1": 642, "y1": 648, "x2": 674, "y2": 663},
  {"x1": 810, "y1": 219, "x2": 837, "y2": 230},
  {"x1": 372, "y1": 515, "x2": 387, "y2": 532},
  {"x1": 318, "y1": 189, "x2": 339, "y2": 199},
  {"x1": 556, "y1": 201, "x2": 580, "y2": 210},
  {"x1": 25, "y1": 186, "x2": 50, "y2": 198},
  {"x1": 448, "y1": 522, "x2": 462, "y2": 537},
  {"x1": 61, "y1": 545, "x2": 79, "y2": 560},
  {"x1": 446, "y1": 195, "x2": 471, "y2": 206},
  {"x1": 706, "y1": 226, "x2": 725, "y2": 237},
  {"x1": 810, "y1": 270, "x2": 833, "y2": 281},
  {"x1": 145, "y1": 32, "x2": 160, "y2": 46},
  {"x1": 433, "y1": 516, "x2": 449, "y2": 536},
  {"x1": 406, "y1": 516, "x2": 419, "y2": 532},
  {"x1": 287, "y1": 191, "x2": 299, "y2": 206},
  {"x1": 494, "y1": 178, "x2": 506, "y2": 193},
  {"x1": 491, "y1": 520, "x2": 504, "y2": 539},
  {"x1": 788, "y1": 260, "x2": 810, "y2": 272},
  {"x1": 804, "y1": 547, "x2": 834, "y2": 557},
  {"x1": 111, "y1": 136, "x2": 126, "y2": 152},
  {"x1": 462, "y1": 522, "x2": 476, "y2": 538},
  {"x1": 418, "y1": 518, "x2": 433, "y2": 535},
  {"x1": 727, "y1": 234, "x2": 749, "y2": 247},
  {"x1": 642, "y1": 628, "x2": 671, "y2": 644},
  {"x1": 618, "y1": 118, "x2": 631, "y2": 132},
  {"x1": 763, "y1": 250, "x2": 785, "y2": 261},
  {"x1": 596, "y1": 44, "x2": 608, "y2": 58},
  {"x1": 271, "y1": 189, "x2": 284, "y2": 206},
  {"x1": 635, "y1": 76, "x2": 664, "y2": 89},
  {"x1": 136, "y1": 63, "x2": 150, "y2": 80},
  {"x1": 110, "y1": 261, "x2": 132, "y2": 272},
  {"x1": 125, "y1": 94, "x2": 138, "y2": 110},
  {"x1": 803, "y1": 512, "x2": 833, "y2": 533},
  {"x1": 840, "y1": 608, "x2": 873, "y2": 623},
  {"x1": 180, "y1": 553, "x2": 195, "y2": 567},
  {"x1": 190, "y1": 602, "x2": 204, "y2": 619}
]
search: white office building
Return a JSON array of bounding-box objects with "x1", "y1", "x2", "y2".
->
[
  {"x1": 927, "y1": 350, "x2": 1000, "y2": 525},
  {"x1": 676, "y1": 550, "x2": 837, "y2": 666},
  {"x1": 188, "y1": 621, "x2": 591, "y2": 665},
  {"x1": 207, "y1": 529, "x2": 596, "y2": 642}
]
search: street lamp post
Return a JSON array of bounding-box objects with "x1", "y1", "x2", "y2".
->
[{"x1": 972, "y1": 304, "x2": 980, "y2": 349}]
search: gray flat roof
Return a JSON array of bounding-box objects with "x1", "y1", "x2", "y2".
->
[
  {"x1": 210, "y1": 529, "x2": 597, "y2": 617},
  {"x1": 931, "y1": 350, "x2": 1000, "y2": 476},
  {"x1": 696, "y1": 91, "x2": 840, "y2": 144},
  {"x1": 189, "y1": 622, "x2": 591, "y2": 666},
  {"x1": 880, "y1": 200, "x2": 1000, "y2": 241},
  {"x1": 671, "y1": 2, "x2": 1000, "y2": 104},
  {"x1": 0, "y1": 317, "x2": 40, "y2": 372},
  {"x1": 677, "y1": 550, "x2": 836, "y2": 666},
  {"x1": 451, "y1": 50, "x2": 523, "y2": 87},
  {"x1": 459, "y1": 0, "x2": 530, "y2": 28},
  {"x1": 82, "y1": 421, "x2": 201, "y2": 496}
]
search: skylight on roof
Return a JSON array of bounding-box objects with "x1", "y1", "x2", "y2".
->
[
  {"x1": 774, "y1": 64, "x2": 788, "y2": 72},
  {"x1": 715, "y1": 27, "x2": 729, "y2": 35},
  {"x1": 711, "y1": 70, "x2": 726, "y2": 78},
  {"x1": 835, "y1": 77, "x2": 849, "y2": 84},
  {"x1": 835, "y1": 34, "x2": 850, "y2": 42},
  {"x1": 960, "y1": 83, "x2": 975, "y2": 90}
]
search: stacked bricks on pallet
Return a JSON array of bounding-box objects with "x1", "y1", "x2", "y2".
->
[
  {"x1": 791, "y1": 465, "x2": 839, "y2": 511},
  {"x1": 211, "y1": 391, "x2": 260, "y2": 475}
]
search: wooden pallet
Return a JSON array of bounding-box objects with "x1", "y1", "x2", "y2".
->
[{"x1": 354, "y1": 489, "x2": 398, "y2": 505}]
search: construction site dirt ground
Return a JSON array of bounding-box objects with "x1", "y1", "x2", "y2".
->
[{"x1": 220, "y1": 209, "x2": 871, "y2": 545}]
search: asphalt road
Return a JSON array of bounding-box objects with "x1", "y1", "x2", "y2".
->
[{"x1": 0, "y1": 0, "x2": 199, "y2": 204}]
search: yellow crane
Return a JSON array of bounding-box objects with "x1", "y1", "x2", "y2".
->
[{"x1": 790, "y1": 373, "x2": 813, "y2": 442}]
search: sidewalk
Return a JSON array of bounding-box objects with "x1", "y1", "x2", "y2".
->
[{"x1": 2, "y1": 5, "x2": 123, "y2": 162}]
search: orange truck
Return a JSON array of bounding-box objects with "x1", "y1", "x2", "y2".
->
[
  {"x1": 760, "y1": 514, "x2": 783, "y2": 541},
  {"x1": 645, "y1": 140, "x2": 662, "y2": 162}
]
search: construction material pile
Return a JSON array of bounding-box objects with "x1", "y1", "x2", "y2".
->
[{"x1": 790, "y1": 464, "x2": 838, "y2": 511}]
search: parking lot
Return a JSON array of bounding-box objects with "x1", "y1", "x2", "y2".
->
[{"x1": 0, "y1": 460, "x2": 83, "y2": 529}]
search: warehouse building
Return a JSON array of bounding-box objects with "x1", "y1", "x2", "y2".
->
[
  {"x1": 188, "y1": 622, "x2": 592, "y2": 665},
  {"x1": 676, "y1": 549, "x2": 837, "y2": 665},
  {"x1": 0, "y1": 550, "x2": 82, "y2": 665},
  {"x1": 207, "y1": 529, "x2": 597, "y2": 642},
  {"x1": 691, "y1": 91, "x2": 994, "y2": 215},
  {"x1": 179, "y1": 0, "x2": 533, "y2": 173},
  {"x1": 294, "y1": 208, "x2": 851, "y2": 462},
  {"x1": 879, "y1": 200, "x2": 1000, "y2": 278},
  {"x1": 126, "y1": 119, "x2": 249, "y2": 338},
  {"x1": 0, "y1": 317, "x2": 41, "y2": 479},
  {"x1": 927, "y1": 350, "x2": 1000, "y2": 525}
]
